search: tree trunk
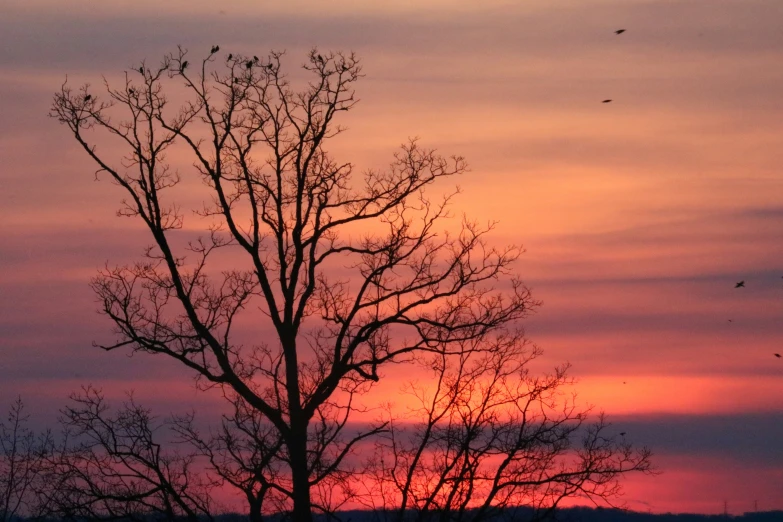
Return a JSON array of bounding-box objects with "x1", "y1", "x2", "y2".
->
[
  {"x1": 283, "y1": 328, "x2": 312, "y2": 522},
  {"x1": 248, "y1": 492, "x2": 263, "y2": 522},
  {"x1": 289, "y1": 423, "x2": 312, "y2": 522}
]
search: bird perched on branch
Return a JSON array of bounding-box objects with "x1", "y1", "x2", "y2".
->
[
  {"x1": 83, "y1": 94, "x2": 92, "y2": 102},
  {"x1": 211, "y1": 45, "x2": 220, "y2": 54},
  {"x1": 246, "y1": 61, "x2": 253, "y2": 69},
  {"x1": 180, "y1": 61, "x2": 188, "y2": 72}
]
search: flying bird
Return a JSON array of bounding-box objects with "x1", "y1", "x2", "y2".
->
[
  {"x1": 735, "y1": 281, "x2": 745, "y2": 288},
  {"x1": 602, "y1": 99, "x2": 612, "y2": 103},
  {"x1": 775, "y1": 353, "x2": 781, "y2": 358},
  {"x1": 620, "y1": 432, "x2": 626, "y2": 436},
  {"x1": 615, "y1": 29, "x2": 626, "y2": 35}
]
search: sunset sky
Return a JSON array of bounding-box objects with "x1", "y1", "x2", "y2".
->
[{"x1": 2, "y1": 0, "x2": 783, "y2": 515}]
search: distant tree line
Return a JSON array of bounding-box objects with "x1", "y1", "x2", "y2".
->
[{"x1": 2, "y1": 384, "x2": 649, "y2": 522}]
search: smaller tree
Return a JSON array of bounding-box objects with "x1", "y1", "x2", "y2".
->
[
  {"x1": 361, "y1": 334, "x2": 652, "y2": 522},
  {"x1": 39, "y1": 388, "x2": 216, "y2": 522},
  {"x1": 0, "y1": 398, "x2": 52, "y2": 522},
  {"x1": 172, "y1": 393, "x2": 288, "y2": 521}
]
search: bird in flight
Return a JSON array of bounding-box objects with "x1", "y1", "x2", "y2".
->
[
  {"x1": 735, "y1": 281, "x2": 745, "y2": 288},
  {"x1": 775, "y1": 353, "x2": 781, "y2": 358},
  {"x1": 615, "y1": 29, "x2": 626, "y2": 35},
  {"x1": 620, "y1": 432, "x2": 627, "y2": 436},
  {"x1": 602, "y1": 99, "x2": 612, "y2": 103}
]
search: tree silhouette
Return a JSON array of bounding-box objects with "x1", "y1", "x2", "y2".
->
[
  {"x1": 35, "y1": 388, "x2": 216, "y2": 522},
  {"x1": 0, "y1": 398, "x2": 53, "y2": 522},
  {"x1": 50, "y1": 47, "x2": 650, "y2": 521},
  {"x1": 172, "y1": 391, "x2": 290, "y2": 521},
  {"x1": 361, "y1": 337, "x2": 651, "y2": 522}
]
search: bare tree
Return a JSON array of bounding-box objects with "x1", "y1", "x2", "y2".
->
[
  {"x1": 50, "y1": 46, "x2": 647, "y2": 521},
  {"x1": 38, "y1": 387, "x2": 216, "y2": 522},
  {"x1": 361, "y1": 335, "x2": 652, "y2": 522},
  {"x1": 172, "y1": 392, "x2": 288, "y2": 522},
  {"x1": 0, "y1": 398, "x2": 51, "y2": 522}
]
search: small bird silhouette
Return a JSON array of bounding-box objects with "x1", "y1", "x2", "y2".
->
[
  {"x1": 128, "y1": 88, "x2": 134, "y2": 95},
  {"x1": 620, "y1": 432, "x2": 626, "y2": 436},
  {"x1": 211, "y1": 45, "x2": 220, "y2": 53},
  {"x1": 735, "y1": 281, "x2": 745, "y2": 288},
  {"x1": 181, "y1": 61, "x2": 189, "y2": 71},
  {"x1": 246, "y1": 61, "x2": 253, "y2": 69},
  {"x1": 317, "y1": 54, "x2": 324, "y2": 62},
  {"x1": 622, "y1": 381, "x2": 627, "y2": 384},
  {"x1": 253, "y1": 55, "x2": 259, "y2": 62},
  {"x1": 139, "y1": 66, "x2": 144, "y2": 74},
  {"x1": 775, "y1": 353, "x2": 781, "y2": 358},
  {"x1": 84, "y1": 94, "x2": 92, "y2": 102},
  {"x1": 615, "y1": 29, "x2": 626, "y2": 35},
  {"x1": 228, "y1": 53, "x2": 233, "y2": 60},
  {"x1": 602, "y1": 99, "x2": 612, "y2": 103}
]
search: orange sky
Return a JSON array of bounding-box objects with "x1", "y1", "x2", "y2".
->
[{"x1": 2, "y1": 0, "x2": 783, "y2": 515}]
